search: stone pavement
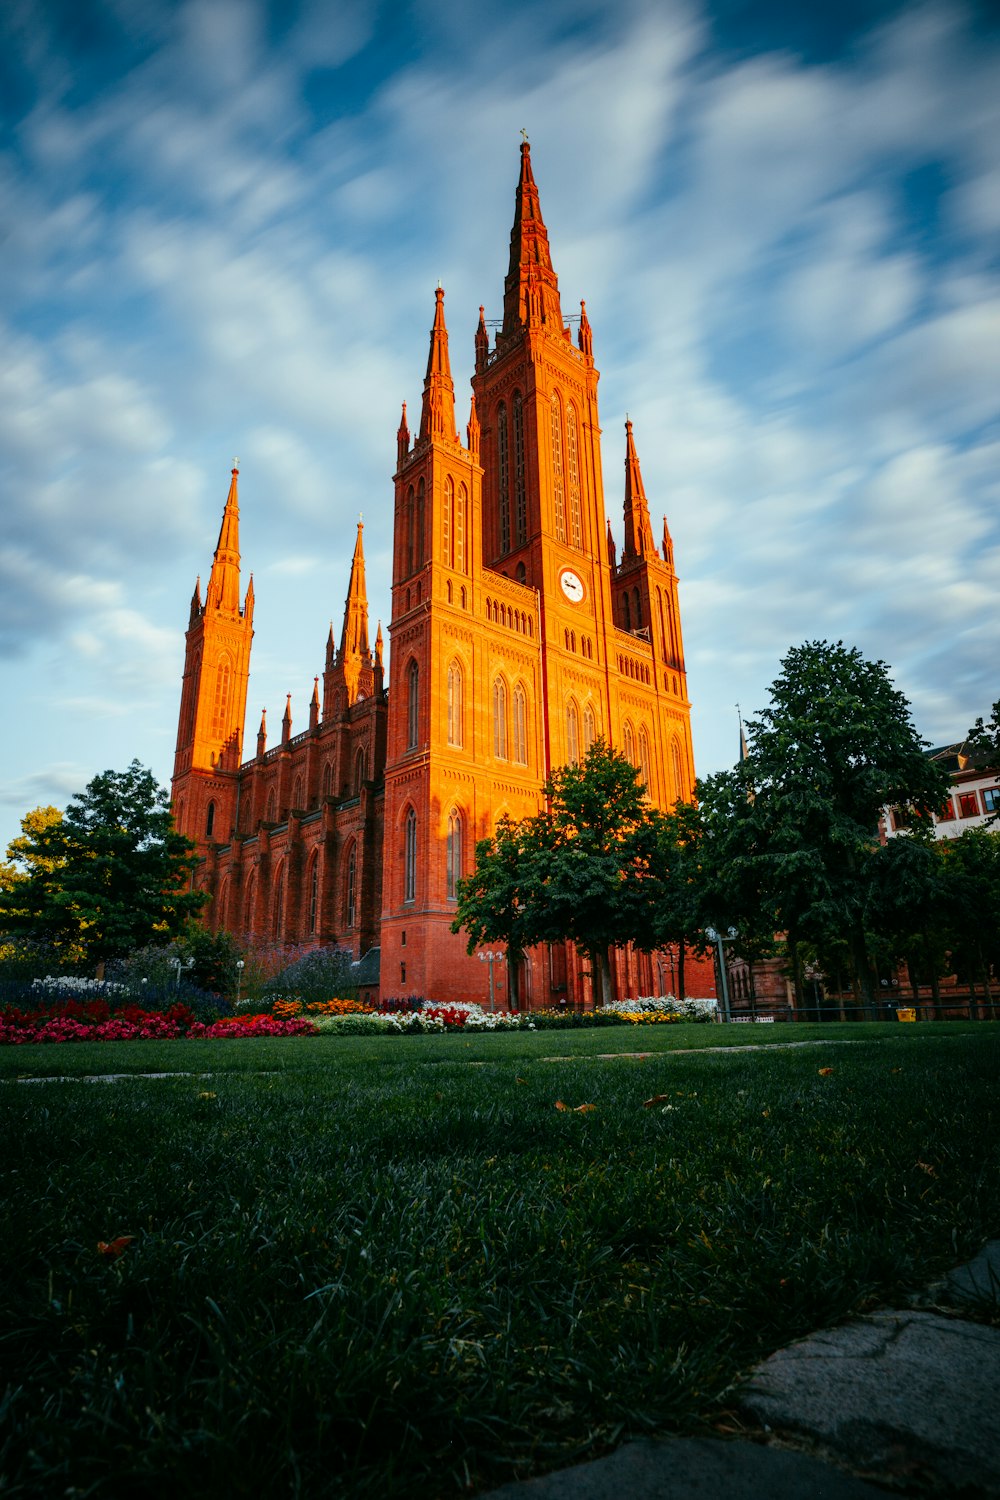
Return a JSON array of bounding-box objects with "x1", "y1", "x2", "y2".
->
[{"x1": 479, "y1": 1241, "x2": 1000, "y2": 1499}]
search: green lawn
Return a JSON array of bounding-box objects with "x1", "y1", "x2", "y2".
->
[{"x1": 2, "y1": 1023, "x2": 997, "y2": 1497}]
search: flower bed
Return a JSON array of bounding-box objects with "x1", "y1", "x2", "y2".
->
[{"x1": 0, "y1": 1000, "x2": 312, "y2": 1045}]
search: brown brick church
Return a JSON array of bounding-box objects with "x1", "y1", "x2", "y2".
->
[{"x1": 172, "y1": 141, "x2": 712, "y2": 1008}]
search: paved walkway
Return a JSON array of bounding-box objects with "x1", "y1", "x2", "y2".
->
[{"x1": 479, "y1": 1242, "x2": 1000, "y2": 1498}]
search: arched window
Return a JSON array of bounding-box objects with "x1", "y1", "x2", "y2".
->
[
  {"x1": 446, "y1": 809, "x2": 462, "y2": 899},
  {"x1": 513, "y1": 684, "x2": 528, "y2": 765},
  {"x1": 623, "y1": 721, "x2": 635, "y2": 766},
  {"x1": 216, "y1": 878, "x2": 228, "y2": 927},
  {"x1": 416, "y1": 479, "x2": 425, "y2": 568},
  {"x1": 322, "y1": 762, "x2": 332, "y2": 799},
  {"x1": 272, "y1": 863, "x2": 284, "y2": 939},
  {"x1": 291, "y1": 776, "x2": 302, "y2": 810},
  {"x1": 567, "y1": 405, "x2": 582, "y2": 549},
  {"x1": 497, "y1": 401, "x2": 510, "y2": 554},
  {"x1": 583, "y1": 704, "x2": 596, "y2": 753},
  {"x1": 515, "y1": 561, "x2": 526, "y2": 584},
  {"x1": 493, "y1": 678, "x2": 508, "y2": 759},
  {"x1": 443, "y1": 475, "x2": 454, "y2": 566},
  {"x1": 622, "y1": 593, "x2": 631, "y2": 631},
  {"x1": 407, "y1": 659, "x2": 419, "y2": 749},
  {"x1": 265, "y1": 788, "x2": 275, "y2": 822},
  {"x1": 639, "y1": 727, "x2": 652, "y2": 794},
  {"x1": 212, "y1": 654, "x2": 232, "y2": 740},
  {"x1": 175, "y1": 799, "x2": 185, "y2": 833},
  {"x1": 354, "y1": 746, "x2": 367, "y2": 793},
  {"x1": 309, "y1": 857, "x2": 320, "y2": 935},
  {"x1": 244, "y1": 871, "x2": 256, "y2": 932},
  {"x1": 205, "y1": 800, "x2": 215, "y2": 837},
  {"x1": 672, "y1": 737, "x2": 684, "y2": 801},
  {"x1": 567, "y1": 701, "x2": 580, "y2": 765},
  {"x1": 513, "y1": 391, "x2": 527, "y2": 546},
  {"x1": 447, "y1": 660, "x2": 463, "y2": 748},
  {"x1": 405, "y1": 485, "x2": 415, "y2": 575},
  {"x1": 551, "y1": 393, "x2": 566, "y2": 542},
  {"x1": 456, "y1": 483, "x2": 467, "y2": 573},
  {"x1": 404, "y1": 810, "x2": 416, "y2": 904},
  {"x1": 346, "y1": 844, "x2": 357, "y2": 927},
  {"x1": 633, "y1": 589, "x2": 642, "y2": 628}
]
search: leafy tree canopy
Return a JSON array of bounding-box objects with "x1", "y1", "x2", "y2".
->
[{"x1": 0, "y1": 761, "x2": 205, "y2": 967}]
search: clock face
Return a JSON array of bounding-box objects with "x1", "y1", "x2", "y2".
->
[{"x1": 559, "y1": 568, "x2": 585, "y2": 604}]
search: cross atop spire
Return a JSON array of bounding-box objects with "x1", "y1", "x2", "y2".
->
[
  {"x1": 418, "y1": 286, "x2": 457, "y2": 443},
  {"x1": 622, "y1": 419, "x2": 656, "y2": 560},
  {"x1": 502, "y1": 138, "x2": 563, "y2": 338}
]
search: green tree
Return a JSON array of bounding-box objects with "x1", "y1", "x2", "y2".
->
[
  {"x1": 698, "y1": 642, "x2": 949, "y2": 1014},
  {"x1": 635, "y1": 801, "x2": 713, "y2": 1000},
  {"x1": 0, "y1": 762, "x2": 206, "y2": 969},
  {"x1": 0, "y1": 806, "x2": 64, "y2": 894},
  {"x1": 939, "y1": 828, "x2": 1000, "y2": 1016},
  {"x1": 453, "y1": 742, "x2": 655, "y2": 1005}
]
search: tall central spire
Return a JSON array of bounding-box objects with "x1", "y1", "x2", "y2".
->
[
  {"x1": 622, "y1": 420, "x2": 656, "y2": 560},
  {"x1": 205, "y1": 464, "x2": 244, "y2": 614},
  {"x1": 502, "y1": 139, "x2": 564, "y2": 337},
  {"x1": 418, "y1": 286, "x2": 457, "y2": 443},
  {"x1": 340, "y1": 520, "x2": 370, "y2": 660}
]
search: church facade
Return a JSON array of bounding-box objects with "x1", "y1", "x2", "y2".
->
[{"x1": 171, "y1": 141, "x2": 709, "y2": 1008}]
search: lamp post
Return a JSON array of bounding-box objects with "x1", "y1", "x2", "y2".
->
[
  {"x1": 172, "y1": 956, "x2": 195, "y2": 990},
  {"x1": 705, "y1": 928, "x2": 737, "y2": 1023},
  {"x1": 235, "y1": 959, "x2": 245, "y2": 1007},
  {"x1": 478, "y1": 950, "x2": 505, "y2": 1012}
]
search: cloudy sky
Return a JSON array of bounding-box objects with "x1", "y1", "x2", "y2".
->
[{"x1": 2, "y1": 0, "x2": 998, "y2": 851}]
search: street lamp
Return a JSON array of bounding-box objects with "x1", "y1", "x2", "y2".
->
[
  {"x1": 235, "y1": 959, "x2": 245, "y2": 1007},
  {"x1": 172, "y1": 956, "x2": 195, "y2": 990},
  {"x1": 478, "y1": 950, "x2": 505, "y2": 1012},
  {"x1": 704, "y1": 927, "x2": 737, "y2": 1023}
]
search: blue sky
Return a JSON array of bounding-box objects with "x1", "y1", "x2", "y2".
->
[{"x1": 1, "y1": 0, "x2": 998, "y2": 852}]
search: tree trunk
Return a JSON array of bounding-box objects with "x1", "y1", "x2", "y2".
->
[
  {"x1": 589, "y1": 949, "x2": 613, "y2": 1008},
  {"x1": 677, "y1": 941, "x2": 686, "y2": 1001},
  {"x1": 508, "y1": 949, "x2": 522, "y2": 1010}
]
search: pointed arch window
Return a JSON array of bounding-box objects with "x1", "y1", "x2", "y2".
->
[
  {"x1": 456, "y1": 483, "x2": 467, "y2": 573},
  {"x1": 633, "y1": 589, "x2": 642, "y2": 628},
  {"x1": 273, "y1": 863, "x2": 285, "y2": 939},
  {"x1": 405, "y1": 485, "x2": 415, "y2": 575},
  {"x1": 623, "y1": 721, "x2": 636, "y2": 766},
  {"x1": 497, "y1": 401, "x2": 510, "y2": 554},
  {"x1": 404, "y1": 809, "x2": 417, "y2": 904},
  {"x1": 354, "y1": 746, "x2": 367, "y2": 793},
  {"x1": 446, "y1": 809, "x2": 463, "y2": 899},
  {"x1": 447, "y1": 660, "x2": 464, "y2": 748},
  {"x1": 443, "y1": 476, "x2": 454, "y2": 566},
  {"x1": 513, "y1": 391, "x2": 527, "y2": 546},
  {"x1": 244, "y1": 871, "x2": 256, "y2": 933},
  {"x1": 551, "y1": 393, "x2": 566, "y2": 542},
  {"x1": 212, "y1": 654, "x2": 232, "y2": 740},
  {"x1": 416, "y1": 479, "x2": 426, "y2": 567},
  {"x1": 493, "y1": 678, "x2": 508, "y2": 760},
  {"x1": 205, "y1": 800, "x2": 216, "y2": 838},
  {"x1": 583, "y1": 704, "x2": 596, "y2": 753},
  {"x1": 217, "y1": 879, "x2": 228, "y2": 927},
  {"x1": 291, "y1": 775, "x2": 302, "y2": 810},
  {"x1": 638, "y1": 727, "x2": 652, "y2": 794},
  {"x1": 566, "y1": 701, "x2": 580, "y2": 765},
  {"x1": 513, "y1": 685, "x2": 528, "y2": 765},
  {"x1": 622, "y1": 593, "x2": 631, "y2": 631},
  {"x1": 322, "y1": 762, "x2": 333, "y2": 799},
  {"x1": 567, "y1": 404, "x2": 582, "y2": 549},
  {"x1": 265, "y1": 788, "x2": 276, "y2": 822},
  {"x1": 346, "y1": 843, "x2": 357, "y2": 927},
  {"x1": 406, "y1": 659, "x2": 419, "y2": 749},
  {"x1": 309, "y1": 857, "x2": 320, "y2": 935},
  {"x1": 671, "y1": 737, "x2": 684, "y2": 802}
]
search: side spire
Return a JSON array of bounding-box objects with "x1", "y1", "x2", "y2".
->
[
  {"x1": 502, "y1": 138, "x2": 563, "y2": 337},
  {"x1": 397, "y1": 401, "x2": 410, "y2": 466},
  {"x1": 418, "y1": 287, "x2": 457, "y2": 443},
  {"x1": 622, "y1": 420, "x2": 656, "y2": 560},
  {"x1": 205, "y1": 462, "x2": 244, "y2": 613}
]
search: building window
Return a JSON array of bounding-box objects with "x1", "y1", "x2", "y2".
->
[
  {"x1": 404, "y1": 810, "x2": 416, "y2": 903},
  {"x1": 567, "y1": 701, "x2": 580, "y2": 765},
  {"x1": 205, "y1": 800, "x2": 215, "y2": 837},
  {"x1": 567, "y1": 404, "x2": 582, "y2": 549},
  {"x1": 639, "y1": 727, "x2": 652, "y2": 794},
  {"x1": 405, "y1": 485, "x2": 415, "y2": 575},
  {"x1": 622, "y1": 593, "x2": 631, "y2": 631},
  {"x1": 493, "y1": 678, "x2": 508, "y2": 759},
  {"x1": 583, "y1": 704, "x2": 596, "y2": 754},
  {"x1": 265, "y1": 788, "x2": 275, "y2": 822},
  {"x1": 322, "y1": 762, "x2": 332, "y2": 799},
  {"x1": 217, "y1": 879, "x2": 228, "y2": 926},
  {"x1": 346, "y1": 844, "x2": 357, "y2": 927},
  {"x1": 273, "y1": 864, "x2": 284, "y2": 939},
  {"x1": 446, "y1": 809, "x2": 462, "y2": 899},
  {"x1": 623, "y1": 721, "x2": 635, "y2": 766},
  {"x1": 457, "y1": 484, "x2": 467, "y2": 574},
  {"x1": 958, "y1": 792, "x2": 980, "y2": 818},
  {"x1": 513, "y1": 684, "x2": 528, "y2": 765},
  {"x1": 497, "y1": 401, "x2": 510, "y2": 554},
  {"x1": 983, "y1": 788, "x2": 1000, "y2": 815},
  {"x1": 212, "y1": 654, "x2": 232, "y2": 740},
  {"x1": 551, "y1": 393, "x2": 566, "y2": 542},
  {"x1": 309, "y1": 859, "x2": 319, "y2": 934},
  {"x1": 443, "y1": 475, "x2": 453, "y2": 566},
  {"x1": 244, "y1": 872, "x2": 256, "y2": 931},
  {"x1": 671, "y1": 738, "x2": 683, "y2": 801},
  {"x1": 513, "y1": 391, "x2": 527, "y2": 546},
  {"x1": 447, "y1": 660, "x2": 463, "y2": 747},
  {"x1": 291, "y1": 776, "x2": 302, "y2": 810},
  {"x1": 407, "y1": 660, "x2": 419, "y2": 749},
  {"x1": 415, "y1": 479, "x2": 425, "y2": 568}
]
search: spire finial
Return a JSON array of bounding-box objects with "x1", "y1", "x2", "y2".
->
[{"x1": 520, "y1": 127, "x2": 529, "y2": 144}]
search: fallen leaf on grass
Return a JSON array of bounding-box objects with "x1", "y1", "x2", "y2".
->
[
  {"x1": 196, "y1": 1091, "x2": 217, "y2": 1100},
  {"x1": 97, "y1": 1236, "x2": 134, "y2": 1260},
  {"x1": 516, "y1": 1076, "x2": 528, "y2": 1084},
  {"x1": 642, "y1": 1094, "x2": 671, "y2": 1108},
  {"x1": 818, "y1": 1067, "x2": 834, "y2": 1076},
  {"x1": 554, "y1": 1100, "x2": 597, "y2": 1113},
  {"x1": 916, "y1": 1161, "x2": 937, "y2": 1177}
]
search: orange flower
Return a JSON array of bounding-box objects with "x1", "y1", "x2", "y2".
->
[{"x1": 97, "y1": 1236, "x2": 134, "y2": 1260}]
